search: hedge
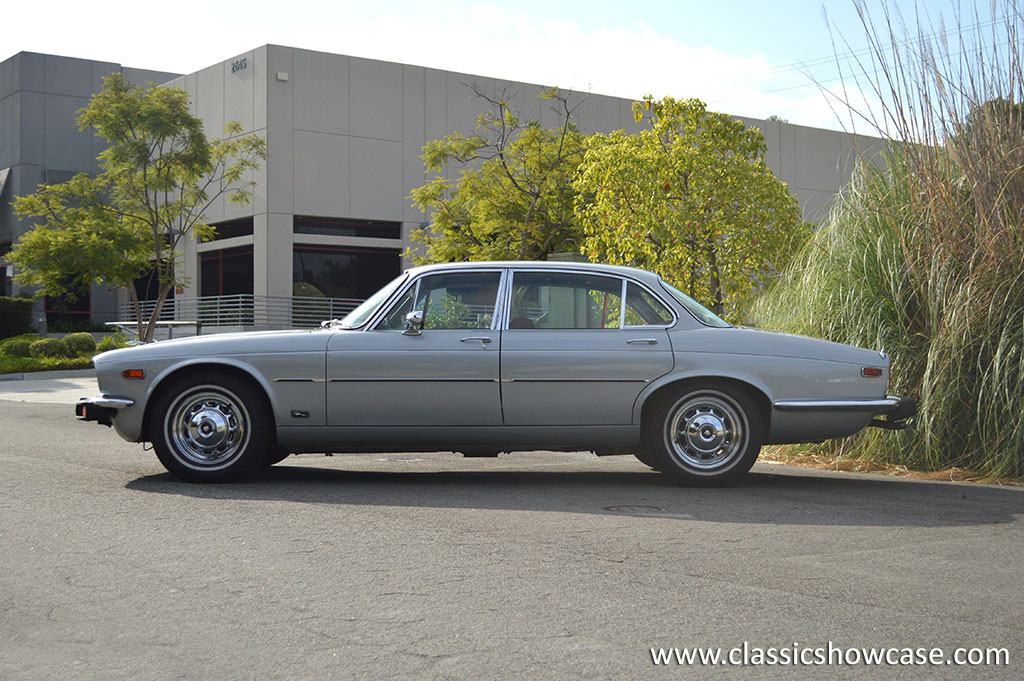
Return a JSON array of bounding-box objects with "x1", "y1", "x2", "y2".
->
[
  {"x1": 64, "y1": 332, "x2": 97, "y2": 355},
  {"x1": 29, "y1": 337, "x2": 72, "y2": 358}
]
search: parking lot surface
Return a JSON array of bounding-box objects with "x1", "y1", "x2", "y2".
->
[{"x1": 1, "y1": 388, "x2": 1022, "y2": 679}]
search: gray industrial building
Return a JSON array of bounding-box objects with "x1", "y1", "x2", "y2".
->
[{"x1": 1, "y1": 45, "x2": 873, "y2": 331}]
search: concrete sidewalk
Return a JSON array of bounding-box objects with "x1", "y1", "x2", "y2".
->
[{"x1": 0, "y1": 370, "x2": 99, "y2": 405}]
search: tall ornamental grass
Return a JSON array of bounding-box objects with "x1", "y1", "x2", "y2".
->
[{"x1": 751, "y1": 1, "x2": 1024, "y2": 478}]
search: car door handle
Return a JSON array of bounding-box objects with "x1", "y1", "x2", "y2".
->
[
  {"x1": 627, "y1": 338, "x2": 659, "y2": 345},
  {"x1": 460, "y1": 336, "x2": 493, "y2": 344}
]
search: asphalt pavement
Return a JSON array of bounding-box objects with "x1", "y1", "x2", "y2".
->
[{"x1": 0, "y1": 379, "x2": 1021, "y2": 680}]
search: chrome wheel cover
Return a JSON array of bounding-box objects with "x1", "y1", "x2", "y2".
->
[
  {"x1": 665, "y1": 392, "x2": 748, "y2": 470},
  {"x1": 165, "y1": 386, "x2": 250, "y2": 468}
]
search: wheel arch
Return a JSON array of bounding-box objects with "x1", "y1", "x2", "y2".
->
[
  {"x1": 141, "y1": 359, "x2": 278, "y2": 443},
  {"x1": 635, "y1": 373, "x2": 773, "y2": 436}
]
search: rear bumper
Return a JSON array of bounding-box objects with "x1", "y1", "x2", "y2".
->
[
  {"x1": 773, "y1": 395, "x2": 916, "y2": 429},
  {"x1": 75, "y1": 395, "x2": 135, "y2": 427}
]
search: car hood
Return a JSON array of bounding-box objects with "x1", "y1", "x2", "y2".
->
[
  {"x1": 674, "y1": 326, "x2": 886, "y2": 366},
  {"x1": 94, "y1": 328, "x2": 335, "y2": 364}
]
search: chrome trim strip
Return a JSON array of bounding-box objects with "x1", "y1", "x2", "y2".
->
[
  {"x1": 773, "y1": 397, "x2": 900, "y2": 412},
  {"x1": 329, "y1": 378, "x2": 499, "y2": 382},
  {"x1": 79, "y1": 395, "x2": 134, "y2": 409},
  {"x1": 504, "y1": 378, "x2": 649, "y2": 383},
  {"x1": 274, "y1": 378, "x2": 326, "y2": 383}
]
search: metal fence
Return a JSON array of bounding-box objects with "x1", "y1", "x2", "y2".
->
[{"x1": 118, "y1": 294, "x2": 365, "y2": 331}]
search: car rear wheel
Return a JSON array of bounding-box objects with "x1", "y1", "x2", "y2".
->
[
  {"x1": 151, "y1": 373, "x2": 272, "y2": 482},
  {"x1": 646, "y1": 383, "x2": 763, "y2": 486}
]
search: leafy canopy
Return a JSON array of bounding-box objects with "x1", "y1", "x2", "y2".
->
[
  {"x1": 573, "y1": 95, "x2": 808, "y2": 317},
  {"x1": 10, "y1": 73, "x2": 266, "y2": 341},
  {"x1": 410, "y1": 87, "x2": 585, "y2": 262}
]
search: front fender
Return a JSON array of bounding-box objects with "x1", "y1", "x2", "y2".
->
[{"x1": 114, "y1": 357, "x2": 281, "y2": 442}]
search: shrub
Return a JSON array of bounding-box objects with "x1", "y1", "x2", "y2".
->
[
  {"x1": 96, "y1": 333, "x2": 130, "y2": 353},
  {"x1": 1, "y1": 338, "x2": 34, "y2": 357},
  {"x1": 0, "y1": 297, "x2": 34, "y2": 339},
  {"x1": 29, "y1": 337, "x2": 72, "y2": 359},
  {"x1": 64, "y1": 332, "x2": 97, "y2": 355}
]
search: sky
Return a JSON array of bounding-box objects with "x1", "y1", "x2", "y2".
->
[{"x1": 3, "y1": 0, "x2": 991, "y2": 131}]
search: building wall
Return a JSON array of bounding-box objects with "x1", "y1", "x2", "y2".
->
[
  {"x1": 171, "y1": 44, "x2": 885, "y2": 305},
  {"x1": 0, "y1": 52, "x2": 179, "y2": 327},
  {"x1": 1, "y1": 46, "x2": 884, "y2": 323}
]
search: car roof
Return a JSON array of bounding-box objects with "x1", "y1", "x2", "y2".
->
[{"x1": 404, "y1": 260, "x2": 664, "y2": 284}]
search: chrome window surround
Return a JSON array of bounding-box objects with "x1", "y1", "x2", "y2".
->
[
  {"x1": 368, "y1": 268, "x2": 509, "y2": 332},
  {"x1": 501, "y1": 268, "x2": 678, "y2": 330}
]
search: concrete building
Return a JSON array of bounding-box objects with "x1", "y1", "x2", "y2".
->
[
  {"x1": 0, "y1": 52, "x2": 179, "y2": 328},
  {"x1": 1, "y1": 46, "x2": 873, "y2": 331}
]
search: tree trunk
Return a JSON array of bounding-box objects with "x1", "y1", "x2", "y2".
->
[
  {"x1": 707, "y1": 246, "x2": 724, "y2": 315},
  {"x1": 145, "y1": 282, "x2": 174, "y2": 343},
  {"x1": 128, "y1": 286, "x2": 143, "y2": 341}
]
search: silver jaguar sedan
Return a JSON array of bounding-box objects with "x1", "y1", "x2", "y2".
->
[{"x1": 76, "y1": 261, "x2": 915, "y2": 485}]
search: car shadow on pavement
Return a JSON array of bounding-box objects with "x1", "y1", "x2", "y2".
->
[{"x1": 124, "y1": 462, "x2": 1024, "y2": 528}]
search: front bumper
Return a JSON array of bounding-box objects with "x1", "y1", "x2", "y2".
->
[
  {"x1": 75, "y1": 395, "x2": 135, "y2": 427},
  {"x1": 774, "y1": 395, "x2": 917, "y2": 429}
]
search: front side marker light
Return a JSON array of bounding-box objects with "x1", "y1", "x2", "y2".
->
[
  {"x1": 122, "y1": 369, "x2": 145, "y2": 379},
  {"x1": 861, "y1": 367, "x2": 883, "y2": 377}
]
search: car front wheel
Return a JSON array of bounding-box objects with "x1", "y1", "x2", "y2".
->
[
  {"x1": 151, "y1": 373, "x2": 272, "y2": 482},
  {"x1": 646, "y1": 383, "x2": 763, "y2": 486}
]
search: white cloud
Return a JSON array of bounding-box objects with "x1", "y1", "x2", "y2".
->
[{"x1": 3, "y1": 0, "x2": 878, "y2": 131}]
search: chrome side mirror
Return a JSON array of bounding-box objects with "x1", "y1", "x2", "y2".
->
[{"x1": 403, "y1": 310, "x2": 424, "y2": 336}]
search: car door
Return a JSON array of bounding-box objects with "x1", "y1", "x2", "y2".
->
[
  {"x1": 500, "y1": 271, "x2": 675, "y2": 426},
  {"x1": 326, "y1": 269, "x2": 504, "y2": 426}
]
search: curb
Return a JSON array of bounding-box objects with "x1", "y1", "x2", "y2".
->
[{"x1": 0, "y1": 368, "x2": 97, "y2": 382}]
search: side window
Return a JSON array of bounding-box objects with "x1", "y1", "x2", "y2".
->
[
  {"x1": 376, "y1": 285, "x2": 416, "y2": 330},
  {"x1": 510, "y1": 272, "x2": 624, "y2": 329},
  {"x1": 624, "y1": 282, "x2": 674, "y2": 326},
  {"x1": 375, "y1": 272, "x2": 500, "y2": 331}
]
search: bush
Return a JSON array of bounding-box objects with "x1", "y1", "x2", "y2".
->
[
  {"x1": 29, "y1": 337, "x2": 72, "y2": 359},
  {"x1": 0, "y1": 297, "x2": 34, "y2": 339},
  {"x1": 1, "y1": 338, "x2": 34, "y2": 357},
  {"x1": 64, "y1": 332, "x2": 97, "y2": 355},
  {"x1": 96, "y1": 333, "x2": 130, "y2": 353}
]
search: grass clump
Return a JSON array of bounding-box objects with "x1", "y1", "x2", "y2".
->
[
  {"x1": 751, "y1": 1, "x2": 1024, "y2": 479},
  {"x1": 96, "y1": 332, "x2": 130, "y2": 353}
]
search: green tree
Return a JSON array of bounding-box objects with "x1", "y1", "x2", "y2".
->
[
  {"x1": 573, "y1": 95, "x2": 807, "y2": 317},
  {"x1": 410, "y1": 86, "x2": 585, "y2": 262},
  {"x1": 10, "y1": 74, "x2": 266, "y2": 341}
]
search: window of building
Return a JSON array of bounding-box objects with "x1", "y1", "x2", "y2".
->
[
  {"x1": 45, "y1": 291, "x2": 91, "y2": 331},
  {"x1": 292, "y1": 246, "x2": 400, "y2": 300},
  {"x1": 294, "y1": 216, "x2": 401, "y2": 240},
  {"x1": 1, "y1": 240, "x2": 11, "y2": 298},
  {"x1": 201, "y1": 247, "x2": 254, "y2": 297},
  {"x1": 132, "y1": 264, "x2": 176, "y2": 306},
  {"x1": 209, "y1": 218, "x2": 255, "y2": 241}
]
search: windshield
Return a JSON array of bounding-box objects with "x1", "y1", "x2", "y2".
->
[
  {"x1": 338, "y1": 273, "x2": 408, "y2": 329},
  {"x1": 659, "y1": 280, "x2": 731, "y2": 328}
]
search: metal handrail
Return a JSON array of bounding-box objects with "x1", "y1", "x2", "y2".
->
[{"x1": 118, "y1": 294, "x2": 365, "y2": 330}]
